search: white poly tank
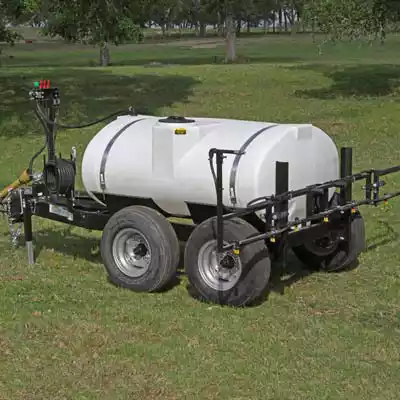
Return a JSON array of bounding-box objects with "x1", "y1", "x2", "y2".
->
[{"x1": 81, "y1": 114, "x2": 339, "y2": 222}]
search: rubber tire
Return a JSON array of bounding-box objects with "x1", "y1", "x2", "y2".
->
[
  {"x1": 184, "y1": 217, "x2": 271, "y2": 307},
  {"x1": 293, "y1": 212, "x2": 366, "y2": 272},
  {"x1": 101, "y1": 205, "x2": 180, "y2": 292}
]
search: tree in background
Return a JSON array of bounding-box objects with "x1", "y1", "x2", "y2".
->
[
  {"x1": 32, "y1": 0, "x2": 144, "y2": 66},
  {"x1": 303, "y1": 0, "x2": 400, "y2": 44},
  {"x1": 3, "y1": 0, "x2": 400, "y2": 65},
  {"x1": 0, "y1": 0, "x2": 25, "y2": 45}
]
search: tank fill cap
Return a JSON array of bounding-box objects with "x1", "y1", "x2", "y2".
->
[{"x1": 158, "y1": 116, "x2": 195, "y2": 123}]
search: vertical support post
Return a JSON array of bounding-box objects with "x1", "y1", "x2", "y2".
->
[
  {"x1": 340, "y1": 147, "x2": 353, "y2": 249},
  {"x1": 274, "y1": 161, "x2": 289, "y2": 263},
  {"x1": 365, "y1": 172, "x2": 372, "y2": 202},
  {"x1": 215, "y1": 151, "x2": 224, "y2": 255},
  {"x1": 23, "y1": 199, "x2": 34, "y2": 265},
  {"x1": 275, "y1": 161, "x2": 289, "y2": 228},
  {"x1": 340, "y1": 147, "x2": 353, "y2": 204}
]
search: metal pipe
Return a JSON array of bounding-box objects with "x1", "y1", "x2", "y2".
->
[
  {"x1": 215, "y1": 151, "x2": 224, "y2": 255},
  {"x1": 374, "y1": 165, "x2": 400, "y2": 177}
]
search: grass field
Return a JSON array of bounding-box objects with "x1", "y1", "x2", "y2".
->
[{"x1": 0, "y1": 33, "x2": 399, "y2": 399}]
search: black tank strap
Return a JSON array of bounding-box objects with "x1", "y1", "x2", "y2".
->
[
  {"x1": 228, "y1": 124, "x2": 279, "y2": 206},
  {"x1": 99, "y1": 118, "x2": 146, "y2": 191}
]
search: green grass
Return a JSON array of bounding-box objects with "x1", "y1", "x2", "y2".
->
[{"x1": 0, "y1": 34, "x2": 400, "y2": 399}]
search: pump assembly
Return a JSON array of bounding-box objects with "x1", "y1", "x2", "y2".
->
[{"x1": 0, "y1": 81, "x2": 399, "y2": 306}]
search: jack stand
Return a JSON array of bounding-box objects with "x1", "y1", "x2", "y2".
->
[{"x1": 23, "y1": 199, "x2": 34, "y2": 265}]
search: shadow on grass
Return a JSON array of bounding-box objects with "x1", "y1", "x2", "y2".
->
[
  {"x1": 5, "y1": 53, "x2": 305, "y2": 68},
  {"x1": 0, "y1": 68, "x2": 200, "y2": 138},
  {"x1": 34, "y1": 227, "x2": 102, "y2": 264},
  {"x1": 32, "y1": 228, "x2": 185, "y2": 292},
  {"x1": 268, "y1": 251, "x2": 315, "y2": 295},
  {"x1": 293, "y1": 64, "x2": 400, "y2": 99},
  {"x1": 115, "y1": 55, "x2": 304, "y2": 67},
  {"x1": 184, "y1": 250, "x2": 318, "y2": 307}
]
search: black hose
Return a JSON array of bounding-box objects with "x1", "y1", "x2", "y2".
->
[
  {"x1": 36, "y1": 104, "x2": 138, "y2": 130},
  {"x1": 27, "y1": 84, "x2": 144, "y2": 173},
  {"x1": 28, "y1": 106, "x2": 52, "y2": 172},
  {"x1": 21, "y1": 82, "x2": 141, "y2": 180},
  {"x1": 208, "y1": 155, "x2": 218, "y2": 190},
  {"x1": 44, "y1": 158, "x2": 75, "y2": 195},
  {"x1": 28, "y1": 102, "x2": 134, "y2": 173}
]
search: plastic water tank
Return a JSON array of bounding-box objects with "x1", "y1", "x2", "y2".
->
[{"x1": 81, "y1": 114, "x2": 339, "y2": 221}]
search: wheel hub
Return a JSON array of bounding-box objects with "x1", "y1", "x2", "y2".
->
[
  {"x1": 198, "y1": 240, "x2": 242, "y2": 291},
  {"x1": 133, "y1": 243, "x2": 148, "y2": 257},
  {"x1": 112, "y1": 228, "x2": 152, "y2": 278},
  {"x1": 220, "y1": 254, "x2": 236, "y2": 269},
  {"x1": 305, "y1": 231, "x2": 340, "y2": 256}
]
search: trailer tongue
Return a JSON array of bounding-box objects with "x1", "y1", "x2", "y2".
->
[{"x1": 1, "y1": 81, "x2": 399, "y2": 306}]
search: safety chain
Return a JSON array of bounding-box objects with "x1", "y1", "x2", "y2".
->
[{"x1": 8, "y1": 219, "x2": 22, "y2": 247}]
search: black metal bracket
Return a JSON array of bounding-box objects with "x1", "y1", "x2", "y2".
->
[{"x1": 208, "y1": 148, "x2": 245, "y2": 255}]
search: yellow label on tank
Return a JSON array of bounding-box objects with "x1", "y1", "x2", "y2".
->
[{"x1": 175, "y1": 128, "x2": 187, "y2": 135}]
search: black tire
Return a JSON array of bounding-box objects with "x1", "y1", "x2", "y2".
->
[
  {"x1": 293, "y1": 212, "x2": 366, "y2": 272},
  {"x1": 100, "y1": 205, "x2": 180, "y2": 292},
  {"x1": 184, "y1": 217, "x2": 271, "y2": 307}
]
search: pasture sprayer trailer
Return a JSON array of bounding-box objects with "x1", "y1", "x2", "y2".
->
[{"x1": 1, "y1": 81, "x2": 399, "y2": 306}]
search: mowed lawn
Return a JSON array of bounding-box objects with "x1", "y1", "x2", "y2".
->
[{"x1": 0, "y1": 34, "x2": 399, "y2": 399}]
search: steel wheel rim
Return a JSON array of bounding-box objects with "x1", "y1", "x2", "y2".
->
[
  {"x1": 112, "y1": 228, "x2": 152, "y2": 278},
  {"x1": 197, "y1": 240, "x2": 242, "y2": 291}
]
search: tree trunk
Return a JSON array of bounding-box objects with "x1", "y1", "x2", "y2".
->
[
  {"x1": 225, "y1": 13, "x2": 236, "y2": 62},
  {"x1": 199, "y1": 23, "x2": 206, "y2": 37},
  {"x1": 217, "y1": 12, "x2": 224, "y2": 36},
  {"x1": 247, "y1": 20, "x2": 251, "y2": 33},
  {"x1": 236, "y1": 19, "x2": 241, "y2": 37},
  {"x1": 99, "y1": 43, "x2": 110, "y2": 66},
  {"x1": 380, "y1": 26, "x2": 386, "y2": 44}
]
